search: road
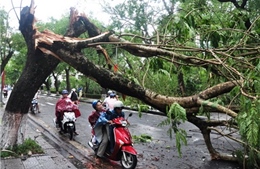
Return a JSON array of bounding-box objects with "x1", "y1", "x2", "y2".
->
[{"x1": 30, "y1": 94, "x2": 241, "y2": 169}]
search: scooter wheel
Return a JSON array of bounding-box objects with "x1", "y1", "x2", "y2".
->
[
  {"x1": 68, "y1": 128, "x2": 73, "y2": 140},
  {"x1": 120, "y1": 152, "x2": 137, "y2": 169}
]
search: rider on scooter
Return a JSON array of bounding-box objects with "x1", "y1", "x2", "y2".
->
[
  {"x1": 55, "y1": 89, "x2": 81, "y2": 134},
  {"x1": 89, "y1": 100, "x2": 113, "y2": 160},
  {"x1": 88, "y1": 100, "x2": 106, "y2": 144},
  {"x1": 109, "y1": 100, "x2": 126, "y2": 152}
]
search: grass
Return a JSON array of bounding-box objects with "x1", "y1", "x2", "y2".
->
[{"x1": 0, "y1": 138, "x2": 44, "y2": 158}]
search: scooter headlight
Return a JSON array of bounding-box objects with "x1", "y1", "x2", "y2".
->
[
  {"x1": 121, "y1": 121, "x2": 127, "y2": 126},
  {"x1": 119, "y1": 139, "x2": 124, "y2": 146}
]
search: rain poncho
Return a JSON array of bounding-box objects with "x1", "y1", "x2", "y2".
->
[{"x1": 55, "y1": 97, "x2": 81, "y2": 118}]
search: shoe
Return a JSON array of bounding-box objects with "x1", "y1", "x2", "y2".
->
[
  {"x1": 74, "y1": 131, "x2": 79, "y2": 135},
  {"x1": 95, "y1": 156, "x2": 103, "y2": 163}
]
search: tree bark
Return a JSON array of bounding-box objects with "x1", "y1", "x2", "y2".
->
[
  {"x1": 1, "y1": 1, "x2": 60, "y2": 148},
  {"x1": 1, "y1": 1, "x2": 104, "y2": 148},
  {"x1": 1, "y1": 112, "x2": 27, "y2": 149}
]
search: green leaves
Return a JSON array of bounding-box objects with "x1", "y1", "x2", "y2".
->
[
  {"x1": 158, "y1": 103, "x2": 187, "y2": 157},
  {"x1": 132, "y1": 134, "x2": 152, "y2": 143},
  {"x1": 238, "y1": 99, "x2": 260, "y2": 148},
  {"x1": 237, "y1": 99, "x2": 260, "y2": 168},
  {"x1": 168, "y1": 102, "x2": 187, "y2": 122}
]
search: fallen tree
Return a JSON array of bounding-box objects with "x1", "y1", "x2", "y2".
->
[{"x1": 1, "y1": 0, "x2": 259, "y2": 166}]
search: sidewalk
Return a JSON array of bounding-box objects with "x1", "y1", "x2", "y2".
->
[{"x1": 0, "y1": 104, "x2": 78, "y2": 169}]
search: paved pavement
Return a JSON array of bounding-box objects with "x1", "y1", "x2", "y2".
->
[{"x1": 0, "y1": 102, "x2": 79, "y2": 169}]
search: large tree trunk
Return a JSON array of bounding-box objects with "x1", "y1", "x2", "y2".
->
[
  {"x1": 1, "y1": 1, "x2": 102, "y2": 148},
  {"x1": 1, "y1": 2, "x2": 60, "y2": 148},
  {"x1": 1, "y1": 113, "x2": 28, "y2": 149}
]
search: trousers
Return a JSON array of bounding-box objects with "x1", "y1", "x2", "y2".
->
[{"x1": 96, "y1": 126, "x2": 109, "y2": 157}]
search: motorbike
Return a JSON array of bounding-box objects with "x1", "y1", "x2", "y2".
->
[
  {"x1": 30, "y1": 98, "x2": 39, "y2": 114},
  {"x1": 56, "y1": 111, "x2": 77, "y2": 140},
  {"x1": 3, "y1": 90, "x2": 8, "y2": 98},
  {"x1": 88, "y1": 113, "x2": 137, "y2": 169}
]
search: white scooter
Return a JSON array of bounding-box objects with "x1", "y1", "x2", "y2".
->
[{"x1": 54, "y1": 111, "x2": 77, "y2": 140}]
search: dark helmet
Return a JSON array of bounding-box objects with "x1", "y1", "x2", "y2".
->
[
  {"x1": 92, "y1": 100, "x2": 102, "y2": 109},
  {"x1": 110, "y1": 93, "x2": 116, "y2": 97},
  {"x1": 62, "y1": 89, "x2": 69, "y2": 95}
]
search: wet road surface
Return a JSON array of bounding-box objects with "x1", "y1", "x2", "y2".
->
[{"x1": 33, "y1": 94, "x2": 241, "y2": 169}]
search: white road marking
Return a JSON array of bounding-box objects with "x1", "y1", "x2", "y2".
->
[{"x1": 46, "y1": 102, "x2": 55, "y2": 106}]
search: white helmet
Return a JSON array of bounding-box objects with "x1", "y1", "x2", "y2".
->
[
  {"x1": 113, "y1": 101, "x2": 124, "y2": 109},
  {"x1": 107, "y1": 90, "x2": 113, "y2": 95},
  {"x1": 72, "y1": 88, "x2": 76, "y2": 92}
]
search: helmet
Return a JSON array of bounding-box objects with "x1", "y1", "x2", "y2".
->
[
  {"x1": 107, "y1": 90, "x2": 113, "y2": 95},
  {"x1": 92, "y1": 100, "x2": 102, "y2": 109},
  {"x1": 72, "y1": 88, "x2": 76, "y2": 92},
  {"x1": 62, "y1": 90, "x2": 69, "y2": 95},
  {"x1": 113, "y1": 101, "x2": 124, "y2": 109},
  {"x1": 110, "y1": 93, "x2": 116, "y2": 97}
]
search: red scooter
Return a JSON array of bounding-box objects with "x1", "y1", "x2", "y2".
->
[{"x1": 88, "y1": 113, "x2": 137, "y2": 169}]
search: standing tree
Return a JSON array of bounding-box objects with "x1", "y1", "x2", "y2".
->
[
  {"x1": 0, "y1": 9, "x2": 14, "y2": 74},
  {"x1": 1, "y1": 0, "x2": 260, "y2": 168}
]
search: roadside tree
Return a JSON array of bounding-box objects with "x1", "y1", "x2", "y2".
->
[{"x1": 1, "y1": 1, "x2": 260, "y2": 168}]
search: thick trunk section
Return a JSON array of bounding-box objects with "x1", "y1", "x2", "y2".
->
[
  {"x1": 1, "y1": 112, "x2": 27, "y2": 149},
  {"x1": 1, "y1": 3, "x2": 98, "y2": 148},
  {"x1": 1, "y1": 1, "x2": 60, "y2": 148}
]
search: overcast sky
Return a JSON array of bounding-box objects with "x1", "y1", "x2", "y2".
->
[{"x1": 2, "y1": 0, "x2": 116, "y2": 28}]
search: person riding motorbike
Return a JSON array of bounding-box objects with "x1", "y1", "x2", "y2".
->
[
  {"x1": 88, "y1": 100, "x2": 106, "y2": 144},
  {"x1": 3, "y1": 86, "x2": 8, "y2": 98},
  {"x1": 105, "y1": 93, "x2": 117, "y2": 111},
  {"x1": 70, "y1": 88, "x2": 79, "y2": 104},
  {"x1": 108, "y1": 100, "x2": 126, "y2": 153},
  {"x1": 30, "y1": 90, "x2": 40, "y2": 113},
  {"x1": 55, "y1": 89, "x2": 81, "y2": 135},
  {"x1": 102, "y1": 90, "x2": 113, "y2": 108},
  {"x1": 89, "y1": 100, "x2": 112, "y2": 161}
]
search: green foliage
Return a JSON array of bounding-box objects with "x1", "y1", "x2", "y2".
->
[
  {"x1": 5, "y1": 32, "x2": 27, "y2": 85},
  {"x1": 238, "y1": 100, "x2": 260, "y2": 148},
  {"x1": 237, "y1": 98, "x2": 260, "y2": 168},
  {"x1": 158, "y1": 103, "x2": 187, "y2": 156},
  {"x1": 0, "y1": 138, "x2": 44, "y2": 158},
  {"x1": 86, "y1": 79, "x2": 102, "y2": 94},
  {"x1": 132, "y1": 134, "x2": 152, "y2": 143}
]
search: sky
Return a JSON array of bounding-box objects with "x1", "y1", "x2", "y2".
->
[{"x1": 1, "y1": 0, "x2": 117, "y2": 29}]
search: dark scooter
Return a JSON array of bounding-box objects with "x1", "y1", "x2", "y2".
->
[
  {"x1": 30, "y1": 98, "x2": 39, "y2": 114},
  {"x1": 3, "y1": 90, "x2": 8, "y2": 98}
]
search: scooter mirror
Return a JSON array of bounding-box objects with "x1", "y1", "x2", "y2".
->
[{"x1": 129, "y1": 113, "x2": 133, "y2": 117}]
